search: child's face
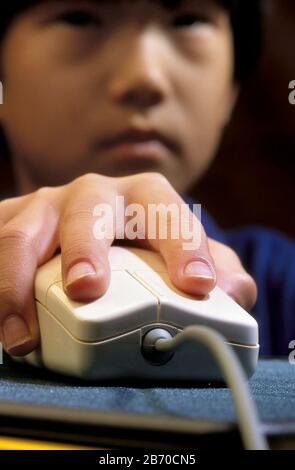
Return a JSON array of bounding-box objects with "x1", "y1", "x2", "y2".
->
[{"x1": 0, "y1": 0, "x2": 237, "y2": 194}]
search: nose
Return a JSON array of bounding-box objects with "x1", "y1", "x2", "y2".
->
[{"x1": 107, "y1": 30, "x2": 170, "y2": 111}]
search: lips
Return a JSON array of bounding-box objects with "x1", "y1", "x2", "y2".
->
[{"x1": 96, "y1": 128, "x2": 179, "y2": 160}]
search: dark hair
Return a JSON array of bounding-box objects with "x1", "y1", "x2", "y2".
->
[{"x1": 220, "y1": 0, "x2": 263, "y2": 82}]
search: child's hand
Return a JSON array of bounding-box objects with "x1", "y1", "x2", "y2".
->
[{"x1": 0, "y1": 173, "x2": 257, "y2": 356}]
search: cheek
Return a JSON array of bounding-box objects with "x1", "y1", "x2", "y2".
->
[
  {"x1": 175, "y1": 27, "x2": 234, "y2": 125},
  {"x1": 183, "y1": 83, "x2": 231, "y2": 173},
  {"x1": 1, "y1": 33, "x2": 93, "y2": 164},
  {"x1": 184, "y1": 44, "x2": 233, "y2": 122},
  {"x1": 175, "y1": 49, "x2": 234, "y2": 172},
  {"x1": 185, "y1": 74, "x2": 233, "y2": 137}
]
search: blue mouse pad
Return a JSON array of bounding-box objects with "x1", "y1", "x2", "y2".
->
[{"x1": 0, "y1": 357, "x2": 294, "y2": 448}]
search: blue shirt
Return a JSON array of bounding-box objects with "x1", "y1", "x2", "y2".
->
[{"x1": 184, "y1": 195, "x2": 295, "y2": 357}]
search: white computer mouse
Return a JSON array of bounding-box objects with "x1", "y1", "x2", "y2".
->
[{"x1": 16, "y1": 246, "x2": 259, "y2": 381}]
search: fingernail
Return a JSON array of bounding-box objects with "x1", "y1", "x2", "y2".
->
[
  {"x1": 2, "y1": 315, "x2": 33, "y2": 353},
  {"x1": 184, "y1": 261, "x2": 215, "y2": 280},
  {"x1": 66, "y1": 261, "x2": 96, "y2": 287}
]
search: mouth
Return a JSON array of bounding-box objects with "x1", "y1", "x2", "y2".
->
[{"x1": 95, "y1": 128, "x2": 180, "y2": 161}]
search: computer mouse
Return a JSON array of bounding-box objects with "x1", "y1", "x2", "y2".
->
[{"x1": 15, "y1": 246, "x2": 259, "y2": 382}]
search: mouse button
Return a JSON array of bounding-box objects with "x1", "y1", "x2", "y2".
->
[
  {"x1": 159, "y1": 284, "x2": 259, "y2": 346},
  {"x1": 46, "y1": 271, "x2": 158, "y2": 342},
  {"x1": 109, "y1": 246, "x2": 166, "y2": 271},
  {"x1": 132, "y1": 271, "x2": 258, "y2": 345},
  {"x1": 125, "y1": 247, "x2": 167, "y2": 271},
  {"x1": 131, "y1": 270, "x2": 194, "y2": 299},
  {"x1": 45, "y1": 281, "x2": 83, "y2": 321},
  {"x1": 34, "y1": 255, "x2": 63, "y2": 305}
]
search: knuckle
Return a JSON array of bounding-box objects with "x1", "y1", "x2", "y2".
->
[
  {"x1": 0, "y1": 226, "x2": 34, "y2": 251},
  {"x1": 61, "y1": 208, "x2": 93, "y2": 227},
  {"x1": 231, "y1": 273, "x2": 258, "y2": 308},
  {"x1": 222, "y1": 243, "x2": 239, "y2": 260},
  {"x1": 70, "y1": 173, "x2": 115, "y2": 197},
  {"x1": 0, "y1": 198, "x2": 20, "y2": 219},
  {"x1": 245, "y1": 275, "x2": 258, "y2": 302},
  {"x1": 126, "y1": 172, "x2": 170, "y2": 198},
  {"x1": 0, "y1": 199, "x2": 9, "y2": 213},
  {"x1": 211, "y1": 239, "x2": 242, "y2": 263},
  {"x1": 140, "y1": 171, "x2": 169, "y2": 186},
  {"x1": 34, "y1": 186, "x2": 52, "y2": 199},
  {"x1": 74, "y1": 172, "x2": 102, "y2": 187},
  {"x1": 236, "y1": 272, "x2": 256, "y2": 290},
  {"x1": 0, "y1": 196, "x2": 20, "y2": 211},
  {"x1": 34, "y1": 187, "x2": 59, "y2": 213},
  {"x1": 34, "y1": 186, "x2": 64, "y2": 214}
]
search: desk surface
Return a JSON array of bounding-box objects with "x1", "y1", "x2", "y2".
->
[{"x1": 0, "y1": 357, "x2": 294, "y2": 448}]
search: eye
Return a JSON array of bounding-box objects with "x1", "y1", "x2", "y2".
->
[
  {"x1": 172, "y1": 13, "x2": 209, "y2": 28},
  {"x1": 57, "y1": 9, "x2": 101, "y2": 28}
]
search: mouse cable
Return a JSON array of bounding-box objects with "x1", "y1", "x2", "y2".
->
[{"x1": 143, "y1": 325, "x2": 268, "y2": 450}]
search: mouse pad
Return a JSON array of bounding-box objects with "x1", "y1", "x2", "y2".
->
[{"x1": 0, "y1": 357, "x2": 294, "y2": 447}]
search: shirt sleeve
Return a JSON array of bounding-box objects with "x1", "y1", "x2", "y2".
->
[{"x1": 225, "y1": 226, "x2": 295, "y2": 357}]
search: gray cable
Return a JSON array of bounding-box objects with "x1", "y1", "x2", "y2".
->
[{"x1": 152, "y1": 325, "x2": 268, "y2": 450}]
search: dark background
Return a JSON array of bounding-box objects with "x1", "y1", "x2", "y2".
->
[
  {"x1": 1, "y1": 0, "x2": 295, "y2": 238},
  {"x1": 192, "y1": 0, "x2": 295, "y2": 238}
]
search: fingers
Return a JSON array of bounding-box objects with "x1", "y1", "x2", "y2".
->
[
  {"x1": 0, "y1": 170, "x2": 257, "y2": 364},
  {"x1": 0, "y1": 194, "x2": 60, "y2": 356},
  {"x1": 0, "y1": 194, "x2": 33, "y2": 229},
  {"x1": 208, "y1": 238, "x2": 258, "y2": 311},
  {"x1": 121, "y1": 173, "x2": 216, "y2": 297},
  {"x1": 60, "y1": 172, "x2": 215, "y2": 301},
  {"x1": 59, "y1": 175, "x2": 118, "y2": 301}
]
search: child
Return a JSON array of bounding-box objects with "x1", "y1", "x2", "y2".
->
[{"x1": 0, "y1": 1, "x2": 293, "y2": 359}]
